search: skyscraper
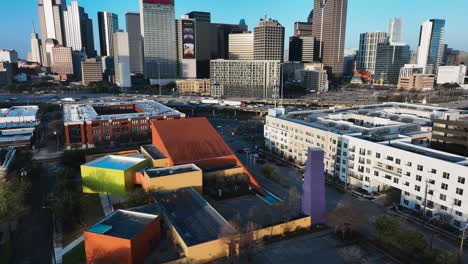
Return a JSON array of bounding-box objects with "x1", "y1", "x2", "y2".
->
[
  {"x1": 312, "y1": 0, "x2": 348, "y2": 79},
  {"x1": 388, "y1": 18, "x2": 403, "y2": 43},
  {"x1": 126, "y1": 12, "x2": 144, "y2": 74},
  {"x1": 210, "y1": 23, "x2": 248, "y2": 60},
  {"x1": 176, "y1": 17, "x2": 197, "y2": 78},
  {"x1": 254, "y1": 18, "x2": 285, "y2": 62},
  {"x1": 113, "y1": 31, "x2": 131, "y2": 88},
  {"x1": 38, "y1": 0, "x2": 66, "y2": 66},
  {"x1": 30, "y1": 26, "x2": 43, "y2": 64},
  {"x1": 140, "y1": 0, "x2": 177, "y2": 79},
  {"x1": 186, "y1": 11, "x2": 211, "y2": 78},
  {"x1": 356, "y1": 31, "x2": 388, "y2": 73},
  {"x1": 374, "y1": 42, "x2": 410, "y2": 83},
  {"x1": 51, "y1": 46, "x2": 73, "y2": 75},
  {"x1": 289, "y1": 36, "x2": 314, "y2": 62},
  {"x1": 98, "y1": 12, "x2": 119, "y2": 57},
  {"x1": 229, "y1": 32, "x2": 254, "y2": 60},
  {"x1": 63, "y1": 1, "x2": 96, "y2": 57},
  {"x1": 417, "y1": 19, "x2": 446, "y2": 74}
]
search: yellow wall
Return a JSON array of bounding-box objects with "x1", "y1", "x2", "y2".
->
[
  {"x1": 145, "y1": 171, "x2": 203, "y2": 193},
  {"x1": 140, "y1": 147, "x2": 171, "y2": 168},
  {"x1": 204, "y1": 167, "x2": 245, "y2": 179}
]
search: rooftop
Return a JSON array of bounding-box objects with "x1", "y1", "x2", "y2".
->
[
  {"x1": 0, "y1": 106, "x2": 39, "y2": 129},
  {"x1": 83, "y1": 155, "x2": 147, "y2": 171},
  {"x1": 155, "y1": 187, "x2": 234, "y2": 246},
  {"x1": 86, "y1": 210, "x2": 159, "y2": 239},
  {"x1": 145, "y1": 164, "x2": 200, "y2": 178},
  {"x1": 63, "y1": 101, "x2": 182, "y2": 124},
  {"x1": 141, "y1": 144, "x2": 168, "y2": 160}
]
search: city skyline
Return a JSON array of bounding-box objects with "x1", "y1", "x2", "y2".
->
[{"x1": 1, "y1": 0, "x2": 467, "y2": 58}]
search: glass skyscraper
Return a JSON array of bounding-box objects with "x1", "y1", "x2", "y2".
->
[{"x1": 417, "y1": 19, "x2": 445, "y2": 74}]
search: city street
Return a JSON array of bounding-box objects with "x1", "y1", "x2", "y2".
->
[{"x1": 12, "y1": 162, "x2": 60, "y2": 264}]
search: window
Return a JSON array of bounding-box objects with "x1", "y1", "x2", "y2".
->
[
  {"x1": 443, "y1": 172, "x2": 450, "y2": 179},
  {"x1": 405, "y1": 172, "x2": 411, "y2": 177},
  {"x1": 456, "y1": 211, "x2": 463, "y2": 217},
  {"x1": 440, "y1": 194, "x2": 446, "y2": 201},
  {"x1": 415, "y1": 185, "x2": 421, "y2": 192},
  {"x1": 416, "y1": 196, "x2": 422, "y2": 201},
  {"x1": 387, "y1": 156, "x2": 394, "y2": 161},
  {"x1": 416, "y1": 175, "x2": 422, "y2": 182},
  {"x1": 403, "y1": 199, "x2": 409, "y2": 206},
  {"x1": 404, "y1": 191, "x2": 410, "y2": 196},
  {"x1": 431, "y1": 169, "x2": 437, "y2": 174},
  {"x1": 417, "y1": 165, "x2": 423, "y2": 171},
  {"x1": 454, "y1": 199, "x2": 462, "y2": 207},
  {"x1": 396, "y1": 159, "x2": 401, "y2": 165},
  {"x1": 406, "y1": 161, "x2": 412, "y2": 166},
  {"x1": 428, "y1": 190, "x2": 434, "y2": 195},
  {"x1": 394, "y1": 178, "x2": 399, "y2": 184},
  {"x1": 456, "y1": 188, "x2": 464, "y2": 195},
  {"x1": 374, "y1": 171, "x2": 379, "y2": 176},
  {"x1": 441, "y1": 183, "x2": 448, "y2": 190},
  {"x1": 131, "y1": 120, "x2": 139, "y2": 125},
  {"x1": 376, "y1": 153, "x2": 381, "y2": 158},
  {"x1": 458, "y1": 177, "x2": 466, "y2": 184},
  {"x1": 365, "y1": 177, "x2": 370, "y2": 182},
  {"x1": 441, "y1": 205, "x2": 447, "y2": 211}
]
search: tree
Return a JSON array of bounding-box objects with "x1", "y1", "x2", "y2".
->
[
  {"x1": 220, "y1": 220, "x2": 240, "y2": 261},
  {"x1": 50, "y1": 168, "x2": 83, "y2": 227},
  {"x1": 121, "y1": 188, "x2": 156, "y2": 208},
  {"x1": 397, "y1": 229, "x2": 427, "y2": 255},
  {"x1": 282, "y1": 186, "x2": 301, "y2": 221},
  {"x1": 327, "y1": 206, "x2": 367, "y2": 240},
  {"x1": 340, "y1": 246, "x2": 367, "y2": 264},
  {"x1": 0, "y1": 178, "x2": 31, "y2": 233},
  {"x1": 373, "y1": 215, "x2": 401, "y2": 244}
]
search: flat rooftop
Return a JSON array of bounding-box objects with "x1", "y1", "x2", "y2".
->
[
  {"x1": 86, "y1": 210, "x2": 158, "y2": 239},
  {"x1": 145, "y1": 164, "x2": 200, "y2": 178},
  {"x1": 142, "y1": 144, "x2": 168, "y2": 160},
  {"x1": 0, "y1": 106, "x2": 39, "y2": 129},
  {"x1": 63, "y1": 101, "x2": 182, "y2": 124},
  {"x1": 0, "y1": 106, "x2": 38, "y2": 118},
  {"x1": 83, "y1": 155, "x2": 146, "y2": 171},
  {"x1": 155, "y1": 187, "x2": 234, "y2": 246}
]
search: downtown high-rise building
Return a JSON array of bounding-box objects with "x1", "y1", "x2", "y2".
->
[
  {"x1": 289, "y1": 36, "x2": 314, "y2": 62},
  {"x1": 388, "y1": 18, "x2": 403, "y2": 43},
  {"x1": 176, "y1": 17, "x2": 197, "y2": 78},
  {"x1": 417, "y1": 19, "x2": 446, "y2": 74},
  {"x1": 37, "y1": 0, "x2": 67, "y2": 66},
  {"x1": 356, "y1": 31, "x2": 388, "y2": 73},
  {"x1": 113, "y1": 31, "x2": 131, "y2": 88},
  {"x1": 312, "y1": 0, "x2": 348, "y2": 80},
  {"x1": 51, "y1": 46, "x2": 73, "y2": 75},
  {"x1": 228, "y1": 32, "x2": 254, "y2": 60},
  {"x1": 140, "y1": 0, "x2": 177, "y2": 80},
  {"x1": 30, "y1": 26, "x2": 43, "y2": 64},
  {"x1": 254, "y1": 18, "x2": 285, "y2": 62},
  {"x1": 186, "y1": 11, "x2": 211, "y2": 78},
  {"x1": 374, "y1": 42, "x2": 410, "y2": 83},
  {"x1": 63, "y1": 1, "x2": 96, "y2": 57},
  {"x1": 98, "y1": 11, "x2": 119, "y2": 57},
  {"x1": 126, "y1": 12, "x2": 144, "y2": 74}
]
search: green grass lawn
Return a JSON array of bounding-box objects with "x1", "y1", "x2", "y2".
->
[
  {"x1": 0, "y1": 238, "x2": 13, "y2": 264},
  {"x1": 63, "y1": 193, "x2": 104, "y2": 246},
  {"x1": 63, "y1": 242, "x2": 86, "y2": 264}
]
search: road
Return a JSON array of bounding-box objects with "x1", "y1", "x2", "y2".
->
[
  {"x1": 219, "y1": 122, "x2": 468, "y2": 261},
  {"x1": 13, "y1": 162, "x2": 60, "y2": 264}
]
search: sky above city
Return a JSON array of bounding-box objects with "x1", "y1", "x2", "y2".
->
[{"x1": 1, "y1": 0, "x2": 467, "y2": 58}]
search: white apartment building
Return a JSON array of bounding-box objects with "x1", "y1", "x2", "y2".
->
[
  {"x1": 265, "y1": 103, "x2": 468, "y2": 228},
  {"x1": 437, "y1": 65, "x2": 467, "y2": 85}
]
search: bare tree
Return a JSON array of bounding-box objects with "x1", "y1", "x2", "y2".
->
[
  {"x1": 220, "y1": 220, "x2": 240, "y2": 261},
  {"x1": 339, "y1": 246, "x2": 368, "y2": 264},
  {"x1": 327, "y1": 206, "x2": 367, "y2": 240},
  {"x1": 282, "y1": 186, "x2": 302, "y2": 221}
]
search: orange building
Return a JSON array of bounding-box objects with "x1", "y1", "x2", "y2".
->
[
  {"x1": 84, "y1": 210, "x2": 161, "y2": 264},
  {"x1": 151, "y1": 117, "x2": 263, "y2": 193}
]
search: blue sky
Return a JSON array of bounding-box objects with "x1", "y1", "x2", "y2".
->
[{"x1": 1, "y1": 0, "x2": 467, "y2": 58}]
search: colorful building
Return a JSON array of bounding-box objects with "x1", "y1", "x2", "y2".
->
[
  {"x1": 63, "y1": 101, "x2": 184, "y2": 149},
  {"x1": 84, "y1": 209, "x2": 161, "y2": 264},
  {"x1": 81, "y1": 155, "x2": 148, "y2": 196}
]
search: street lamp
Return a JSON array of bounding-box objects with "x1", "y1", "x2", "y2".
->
[{"x1": 459, "y1": 223, "x2": 468, "y2": 257}]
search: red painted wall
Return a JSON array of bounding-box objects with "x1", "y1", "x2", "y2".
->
[
  {"x1": 84, "y1": 232, "x2": 132, "y2": 264},
  {"x1": 130, "y1": 216, "x2": 161, "y2": 264}
]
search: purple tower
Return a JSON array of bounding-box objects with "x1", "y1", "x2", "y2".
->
[{"x1": 301, "y1": 148, "x2": 326, "y2": 224}]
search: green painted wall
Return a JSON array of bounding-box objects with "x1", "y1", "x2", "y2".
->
[{"x1": 81, "y1": 159, "x2": 148, "y2": 196}]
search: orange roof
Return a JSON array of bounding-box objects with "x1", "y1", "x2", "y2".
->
[{"x1": 152, "y1": 117, "x2": 235, "y2": 165}]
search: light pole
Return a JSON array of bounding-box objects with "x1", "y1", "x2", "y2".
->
[{"x1": 460, "y1": 224, "x2": 468, "y2": 257}]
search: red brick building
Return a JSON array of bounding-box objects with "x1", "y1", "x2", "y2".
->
[{"x1": 63, "y1": 101, "x2": 184, "y2": 149}]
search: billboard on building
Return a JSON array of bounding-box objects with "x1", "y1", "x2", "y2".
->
[{"x1": 182, "y1": 20, "x2": 196, "y2": 59}]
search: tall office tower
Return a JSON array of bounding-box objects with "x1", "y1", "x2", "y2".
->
[
  {"x1": 210, "y1": 23, "x2": 248, "y2": 59},
  {"x1": 176, "y1": 17, "x2": 197, "y2": 78},
  {"x1": 126, "y1": 12, "x2": 144, "y2": 74},
  {"x1": 30, "y1": 26, "x2": 43, "y2": 64},
  {"x1": 186, "y1": 11, "x2": 211, "y2": 78},
  {"x1": 312, "y1": 0, "x2": 348, "y2": 79},
  {"x1": 63, "y1": 1, "x2": 96, "y2": 57},
  {"x1": 81, "y1": 58, "x2": 103, "y2": 85},
  {"x1": 374, "y1": 42, "x2": 410, "y2": 83},
  {"x1": 388, "y1": 18, "x2": 403, "y2": 43},
  {"x1": 308, "y1": 9, "x2": 314, "y2": 23},
  {"x1": 254, "y1": 18, "x2": 285, "y2": 61},
  {"x1": 417, "y1": 19, "x2": 446, "y2": 74},
  {"x1": 0, "y1": 50, "x2": 19, "y2": 63},
  {"x1": 113, "y1": 31, "x2": 131, "y2": 88},
  {"x1": 98, "y1": 12, "x2": 119, "y2": 57},
  {"x1": 72, "y1": 51, "x2": 87, "y2": 80},
  {"x1": 140, "y1": 0, "x2": 177, "y2": 79},
  {"x1": 38, "y1": 0, "x2": 66, "y2": 66},
  {"x1": 294, "y1": 22, "x2": 313, "y2": 37},
  {"x1": 228, "y1": 32, "x2": 254, "y2": 60},
  {"x1": 210, "y1": 60, "x2": 281, "y2": 99},
  {"x1": 356, "y1": 31, "x2": 388, "y2": 73},
  {"x1": 44, "y1": 38, "x2": 58, "y2": 68},
  {"x1": 343, "y1": 48, "x2": 357, "y2": 77},
  {"x1": 51, "y1": 46, "x2": 73, "y2": 75},
  {"x1": 289, "y1": 36, "x2": 314, "y2": 62}
]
